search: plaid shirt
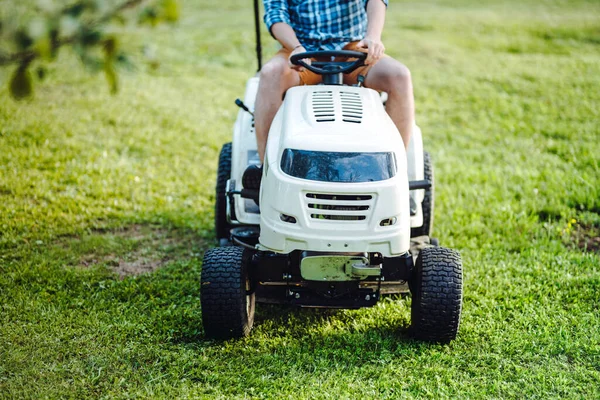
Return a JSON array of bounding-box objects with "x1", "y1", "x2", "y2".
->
[{"x1": 264, "y1": 0, "x2": 389, "y2": 51}]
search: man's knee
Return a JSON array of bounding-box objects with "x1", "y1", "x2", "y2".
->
[
  {"x1": 259, "y1": 58, "x2": 289, "y2": 82},
  {"x1": 380, "y1": 63, "x2": 412, "y2": 92}
]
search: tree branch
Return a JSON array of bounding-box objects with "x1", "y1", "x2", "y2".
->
[
  {"x1": 0, "y1": 50, "x2": 36, "y2": 66},
  {"x1": 97, "y1": 0, "x2": 147, "y2": 24},
  {"x1": 0, "y1": 0, "x2": 148, "y2": 67}
]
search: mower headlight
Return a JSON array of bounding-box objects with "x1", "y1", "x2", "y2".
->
[
  {"x1": 379, "y1": 217, "x2": 397, "y2": 227},
  {"x1": 280, "y1": 214, "x2": 297, "y2": 224}
]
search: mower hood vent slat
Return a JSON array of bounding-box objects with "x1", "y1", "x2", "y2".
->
[
  {"x1": 305, "y1": 192, "x2": 374, "y2": 222},
  {"x1": 310, "y1": 90, "x2": 363, "y2": 124},
  {"x1": 340, "y1": 91, "x2": 363, "y2": 124},
  {"x1": 308, "y1": 203, "x2": 370, "y2": 211},
  {"x1": 306, "y1": 193, "x2": 372, "y2": 201},
  {"x1": 312, "y1": 91, "x2": 335, "y2": 123},
  {"x1": 310, "y1": 214, "x2": 366, "y2": 221}
]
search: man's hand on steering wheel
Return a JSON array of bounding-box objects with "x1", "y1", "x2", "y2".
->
[
  {"x1": 356, "y1": 36, "x2": 385, "y2": 65},
  {"x1": 289, "y1": 45, "x2": 311, "y2": 72}
]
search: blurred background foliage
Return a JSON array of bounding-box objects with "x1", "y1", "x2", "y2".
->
[{"x1": 0, "y1": 0, "x2": 180, "y2": 99}]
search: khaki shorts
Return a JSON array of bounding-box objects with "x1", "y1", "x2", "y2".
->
[{"x1": 274, "y1": 41, "x2": 387, "y2": 85}]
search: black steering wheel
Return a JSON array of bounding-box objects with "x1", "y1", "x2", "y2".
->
[{"x1": 289, "y1": 50, "x2": 367, "y2": 75}]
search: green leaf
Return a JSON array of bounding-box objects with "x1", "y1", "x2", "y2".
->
[
  {"x1": 49, "y1": 29, "x2": 60, "y2": 60},
  {"x1": 112, "y1": 14, "x2": 127, "y2": 25},
  {"x1": 35, "y1": 37, "x2": 53, "y2": 61},
  {"x1": 81, "y1": 28, "x2": 102, "y2": 46},
  {"x1": 103, "y1": 40, "x2": 119, "y2": 93},
  {"x1": 103, "y1": 37, "x2": 117, "y2": 59},
  {"x1": 163, "y1": 0, "x2": 180, "y2": 22},
  {"x1": 116, "y1": 53, "x2": 135, "y2": 71},
  {"x1": 36, "y1": 66, "x2": 47, "y2": 81},
  {"x1": 63, "y1": 3, "x2": 86, "y2": 17},
  {"x1": 104, "y1": 60, "x2": 118, "y2": 94},
  {"x1": 14, "y1": 29, "x2": 33, "y2": 50},
  {"x1": 81, "y1": 55, "x2": 104, "y2": 72},
  {"x1": 139, "y1": 7, "x2": 159, "y2": 26},
  {"x1": 74, "y1": 43, "x2": 103, "y2": 72},
  {"x1": 9, "y1": 65, "x2": 33, "y2": 100}
]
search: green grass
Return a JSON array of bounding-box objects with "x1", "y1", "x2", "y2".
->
[{"x1": 1, "y1": 0, "x2": 599, "y2": 398}]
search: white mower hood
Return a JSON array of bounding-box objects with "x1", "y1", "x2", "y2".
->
[{"x1": 267, "y1": 85, "x2": 404, "y2": 161}]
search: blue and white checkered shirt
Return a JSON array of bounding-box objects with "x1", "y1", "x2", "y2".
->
[{"x1": 264, "y1": 0, "x2": 389, "y2": 51}]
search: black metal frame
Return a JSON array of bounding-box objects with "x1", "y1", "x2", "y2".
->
[
  {"x1": 246, "y1": 247, "x2": 413, "y2": 307},
  {"x1": 253, "y1": 0, "x2": 262, "y2": 71}
]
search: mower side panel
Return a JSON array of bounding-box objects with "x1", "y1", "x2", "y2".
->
[
  {"x1": 407, "y1": 125, "x2": 425, "y2": 228},
  {"x1": 231, "y1": 77, "x2": 261, "y2": 226}
]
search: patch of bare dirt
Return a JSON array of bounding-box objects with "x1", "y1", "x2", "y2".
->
[
  {"x1": 73, "y1": 224, "x2": 205, "y2": 277},
  {"x1": 80, "y1": 247, "x2": 169, "y2": 278},
  {"x1": 571, "y1": 223, "x2": 600, "y2": 254},
  {"x1": 83, "y1": 255, "x2": 167, "y2": 277}
]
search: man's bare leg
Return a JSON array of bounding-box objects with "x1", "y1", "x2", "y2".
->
[
  {"x1": 255, "y1": 56, "x2": 301, "y2": 163},
  {"x1": 364, "y1": 57, "x2": 415, "y2": 148}
]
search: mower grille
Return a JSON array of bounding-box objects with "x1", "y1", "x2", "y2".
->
[
  {"x1": 310, "y1": 90, "x2": 364, "y2": 124},
  {"x1": 340, "y1": 91, "x2": 363, "y2": 124},
  {"x1": 312, "y1": 91, "x2": 335, "y2": 122},
  {"x1": 310, "y1": 214, "x2": 366, "y2": 221},
  {"x1": 305, "y1": 193, "x2": 374, "y2": 222},
  {"x1": 306, "y1": 193, "x2": 372, "y2": 201},
  {"x1": 308, "y1": 204, "x2": 369, "y2": 211}
]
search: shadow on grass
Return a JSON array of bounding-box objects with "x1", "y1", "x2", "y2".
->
[
  {"x1": 177, "y1": 309, "x2": 426, "y2": 371},
  {"x1": 30, "y1": 222, "x2": 432, "y2": 357},
  {"x1": 255, "y1": 302, "x2": 414, "y2": 340},
  {"x1": 174, "y1": 298, "x2": 424, "y2": 360}
]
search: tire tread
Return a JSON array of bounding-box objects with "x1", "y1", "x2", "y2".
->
[
  {"x1": 410, "y1": 246, "x2": 462, "y2": 343},
  {"x1": 201, "y1": 246, "x2": 254, "y2": 339}
]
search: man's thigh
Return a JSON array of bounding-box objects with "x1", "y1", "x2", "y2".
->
[
  {"x1": 269, "y1": 48, "x2": 321, "y2": 87},
  {"x1": 341, "y1": 42, "x2": 410, "y2": 91},
  {"x1": 362, "y1": 57, "x2": 410, "y2": 92}
]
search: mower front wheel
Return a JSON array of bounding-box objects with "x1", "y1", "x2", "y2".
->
[
  {"x1": 201, "y1": 246, "x2": 255, "y2": 339},
  {"x1": 215, "y1": 142, "x2": 234, "y2": 242},
  {"x1": 409, "y1": 246, "x2": 462, "y2": 343}
]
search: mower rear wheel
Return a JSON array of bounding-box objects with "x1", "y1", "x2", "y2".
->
[
  {"x1": 215, "y1": 142, "x2": 234, "y2": 241},
  {"x1": 201, "y1": 246, "x2": 255, "y2": 339},
  {"x1": 409, "y1": 246, "x2": 462, "y2": 343},
  {"x1": 411, "y1": 151, "x2": 434, "y2": 238}
]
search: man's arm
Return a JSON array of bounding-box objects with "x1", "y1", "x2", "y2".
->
[
  {"x1": 264, "y1": 0, "x2": 302, "y2": 51},
  {"x1": 264, "y1": 0, "x2": 306, "y2": 69},
  {"x1": 271, "y1": 23, "x2": 302, "y2": 51},
  {"x1": 272, "y1": 23, "x2": 310, "y2": 70},
  {"x1": 357, "y1": 0, "x2": 387, "y2": 65}
]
